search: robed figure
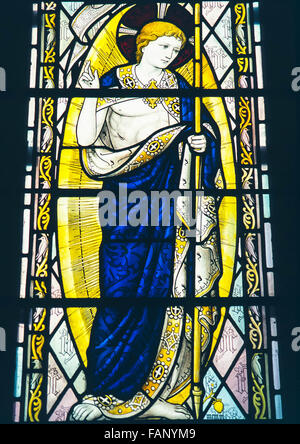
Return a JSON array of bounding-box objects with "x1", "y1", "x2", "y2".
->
[{"x1": 70, "y1": 21, "x2": 222, "y2": 421}]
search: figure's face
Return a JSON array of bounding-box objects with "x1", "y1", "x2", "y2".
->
[{"x1": 141, "y1": 35, "x2": 182, "y2": 68}]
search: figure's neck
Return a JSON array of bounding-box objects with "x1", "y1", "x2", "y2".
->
[{"x1": 135, "y1": 61, "x2": 164, "y2": 86}]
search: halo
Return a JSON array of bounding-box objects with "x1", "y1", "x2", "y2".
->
[{"x1": 116, "y1": 3, "x2": 194, "y2": 69}]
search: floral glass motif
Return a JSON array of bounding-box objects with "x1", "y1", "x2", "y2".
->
[{"x1": 14, "y1": 1, "x2": 282, "y2": 423}]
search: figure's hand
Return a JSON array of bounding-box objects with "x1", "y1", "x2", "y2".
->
[
  {"x1": 188, "y1": 134, "x2": 207, "y2": 154},
  {"x1": 78, "y1": 60, "x2": 100, "y2": 89}
]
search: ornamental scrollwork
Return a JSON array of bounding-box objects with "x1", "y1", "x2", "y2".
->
[
  {"x1": 235, "y1": 4, "x2": 246, "y2": 25},
  {"x1": 239, "y1": 97, "x2": 253, "y2": 165},
  {"x1": 245, "y1": 233, "x2": 260, "y2": 297},
  {"x1": 34, "y1": 280, "x2": 47, "y2": 298},
  {"x1": 248, "y1": 309, "x2": 263, "y2": 350},
  {"x1": 251, "y1": 354, "x2": 267, "y2": 419},
  {"x1": 235, "y1": 3, "x2": 250, "y2": 92},
  {"x1": 28, "y1": 375, "x2": 43, "y2": 423},
  {"x1": 35, "y1": 233, "x2": 49, "y2": 278},
  {"x1": 242, "y1": 195, "x2": 256, "y2": 230},
  {"x1": 37, "y1": 193, "x2": 51, "y2": 231},
  {"x1": 39, "y1": 156, "x2": 52, "y2": 187},
  {"x1": 31, "y1": 334, "x2": 45, "y2": 362},
  {"x1": 44, "y1": 2, "x2": 56, "y2": 11},
  {"x1": 42, "y1": 98, "x2": 54, "y2": 127}
]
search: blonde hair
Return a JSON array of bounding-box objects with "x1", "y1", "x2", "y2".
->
[{"x1": 136, "y1": 21, "x2": 186, "y2": 63}]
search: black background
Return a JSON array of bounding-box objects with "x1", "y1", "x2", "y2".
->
[{"x1": 0, "y1": 0, "x2": 299, "y2": 425}]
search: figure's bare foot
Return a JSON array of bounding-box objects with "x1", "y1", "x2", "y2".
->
[
  {"x1": 69, "y1": 403, "x2": 107, "y2": 422},
  {"x1": 139, "y1": 398, "x2": 192, "y2": 420},
  {"x1": 69, "y1": 398, "x2": 192, "y2": 422}
]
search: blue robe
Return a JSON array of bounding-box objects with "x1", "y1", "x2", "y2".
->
[{"x1": 85, "y1": 68, "x2": 221, "y2": 400}]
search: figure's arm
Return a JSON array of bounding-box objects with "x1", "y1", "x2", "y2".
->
[
  {"x1": 200, "y1": 105, "x2": 222, "y2": 190},
  {"x1": 77, "y1": 99, "x2": 109, "y2": 146},
  {"x1": 188, "y1": 107, "x2": 222, "y2": 190},
  {"x1": 176, "y1": 75, "x2": 222, "y2": 189},
  {"x1": 77, "y1": 61, "x2": 109, "y2": 146}
]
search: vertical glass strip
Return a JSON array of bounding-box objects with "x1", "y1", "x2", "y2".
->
[
  {"x1": 31, "y1": 25, "x2": 38, "y2": 45},
  {"x1": 22, "y1": 209, "x2": 31, "y2": 255},
  {"x1": 17, "y1": 324, "x2": 25, "y2": 344},
  {"x1": 263, "y1": 194, "x2": 270, "y2": 219},
  {"x1": 14, "y1": 347, "x2": 23, "y2": 398},
  {"x1": 253, "y1": 2, "x2": 261, "y2": 43},
  {"x1": 267, "y1": 272, "x2": 275, "y2": 297},
  {"x1": 28, "y1": 98, "x2": 36, "y2": 127},
  {"x1": 30, "y1": 49, "x2": 38, "y2": 88},
  {"x1": 275, "y1": 394, "x2": 283, "y2": 420},
  {"x1": 255, "y1": 46, "x2": 264, "y2": 89},
  {"x1": 20, "y1": 258, "x2": 28, "y2": 299},
  {"x1": 264, "y1": 223, "x2": 273, "y2": 268},
  {"x1": 13, "y1": 402, "x2": 21, "y2": 423},
  {"x1": 258, "y1": 97, "x2": 265, "y2": 120},
  {"x1": 272, "y1": 341, "x2": 281, "y2": 390}
]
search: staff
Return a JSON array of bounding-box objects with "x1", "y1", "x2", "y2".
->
[{"x1": 192, "y1": 2, "x2": 203, "y2": 420}]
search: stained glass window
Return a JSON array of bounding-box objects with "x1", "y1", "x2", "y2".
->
[{"x1": 13, "y1": 1, "x2": 283, "y2": 424}]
